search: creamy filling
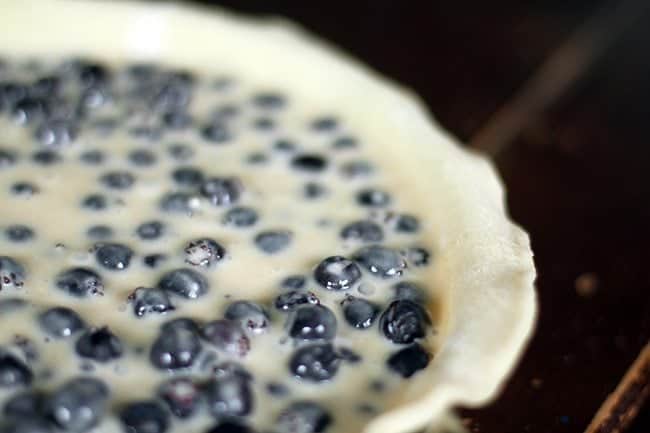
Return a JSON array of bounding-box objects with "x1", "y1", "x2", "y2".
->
[{"x1": 0, "y1": 57, "x2": 439, "y2": 433}]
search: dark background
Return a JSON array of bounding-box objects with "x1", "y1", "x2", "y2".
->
[{"x1": 192, "y1": 1, "x2": 650, "y2": 432}]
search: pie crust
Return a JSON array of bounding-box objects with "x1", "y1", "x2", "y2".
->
[{"x1": 0, "y1": 1, "x2": 537, "y2": 432}]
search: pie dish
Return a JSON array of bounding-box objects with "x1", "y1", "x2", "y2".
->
[{"x1": 0, "y1": 1, "x2": 537, "y2": 433}]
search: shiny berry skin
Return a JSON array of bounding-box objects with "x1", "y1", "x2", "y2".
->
[
  {"x1": 275, "y1": 401, "x2": 332, "y2": 433},
  {"x1": 0, "y1": 351, "x2": 32, "y2": 387},
  {"x1": 54, "y1": 267, "x2": 103, "y2": 297},
  {"x1": 119, "y1": 401, "x2": 170, "y2": 433},
  {"x1": 353, "y1": 245, "x2": 407, "y2": 279},
  {"x1": 158, "y1": 268, "x2": 209, "y2": 299},
  {"x1": 38, "y1": 307, "x2": 85, "y2": 338},
  {"x1": 46, "y1": 377, "x2": 109, "y2": 433},
  {"x1": 341, "y1": 297, "x2": 379, "y2": 329},
  {"x1": 289, "y1": 343, "x2": 340, "y2": 382},
  {"x1": 379, "y1": 300, "x2": 431, "y2": 344},
  {"x1": 386, "y1": 344, "x2": 431, "y2": 378},
  {"x1": 313, "y1": 256, "x2": 361, "y2": 291},
  {"x1": 75, "y1": 327, "x2": 123, "y2": 362},
  {"x1": 150, "y1": 319, "x2": 203, "y2": 370},
  {"x1": 287, "y1": 305, "x2": 337, "y2": 341}
]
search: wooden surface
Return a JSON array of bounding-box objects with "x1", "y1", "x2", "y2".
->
[{"x1": 197, "y1": 1, "x2": 650, "y2": 431}]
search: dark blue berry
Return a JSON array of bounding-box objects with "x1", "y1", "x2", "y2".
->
[
  {"x1": 0, "y1": 82, "x2": 27, "y2": 106},
  {"x1": 5, "y1": 225, "x2": 34, "y2": 242},
  {"x1": 395, "y1": 214, "x2": 420, "y2": 233},
  {"x1": 266, "y1": 382, "x2": 289, "y2": 397},
  {"x1": 341, "y1": 297, "x2": 379, "y2": 329},
  {"x1": 130, "y1": 287, "x2": 175, "y2": 317},
  {"x1": 128, "y1": 149, "x2": 157, "y2": 166},
  {"x1": 0, "y1": 419, "x2": 53, "y2": 433},
  {"x1": 356, "y1": 188, "x2": 390, "y2": 207},
  {"x1": 340, "y1": 160, "x2": 373, "y2": 178},
  {"x1": 246, "y1": 152, "x2": 267, "y2": 164},
  {"x1": 201, "y1": 320, "x2": 249, "y2": 357},
  {"x1": 10, "y1": 182, "x2": 39, "y2": 196},
  {"x1": 31, "y1": 149, "x2": 61, "y2": 165},
  {"x1": 387, "y1": 344, "x2": 431, "y2": 378},
  {"x1": 130, "y1": 125, "x2": 163, "y2": 141},
  {"x1": 47, "y1": 377, "x2": 109, "y2": 433},
  {"x1": 310, "y1": 117, "x2": 337, "y2": 131},
  {"x1": 287, "y1": 305, "x2": 337, "y2": 341},
  {"x1": 152, "y1": 80, "x2": 191, "y2": 112},
  {"x1": 159, "y1": 191, "x2": 197, "y2": 213},
  {"x1": 12, "y1": 97, "x2": 46, "y2": 124},
  {"x1": 75, "y1": 327, "x2": 123, "y2": 362},
  {"x1": 254, "y1": 230, "x2": 292, "y2": 254},
  {"x1": 162, "y1": 110, "x2": 192, "y2": 129},
  {"x1": 119, "y1": 401, "x2": 169, "y2": 433},
  {"x1": 273, "y1": 139, "x2": 295, "y2": 152},
  {"x1": 55, "y1": 267, "x2": 103, "y2": 297},
  {"x1": 0, "y1": 256, "x2": 25, "y2": 289},
  {"x1": 212, "y1": 104, "x2": 239, "y2": 119},
  {"x1": 332, "y1": 136, "x2": 357, "y2": 150},
  {"x1": 253, "y1": 117, "x2": 274, "y2": 130},
  {"x1": 3, "y1": 390, "x2": 47, "y2": 419},
  {"x1": 136, "y1": 220, "x2": 165, "y2": 240},
  {"x1": 80, "y1": 86, "x2": 108, "y2": 109},
  {"x1": 252, "y1": 93, "x2": 286, "y2": 109},
  {"x1": 0, "y1": 351, "x2": 32, "y2": 387},
  {"x1": 32, "y1": 75, "x2": 61, "y2": 97},
  {"x1": 303, "y1": 182, "x2": 326, "y2": 199},
  {"x1": 168, "y1": 143, "x2": 193, "y2": 161},
  {"x1": 205, "y1": 421, "x2": 256, "y2": 433},
  {"x1": 34, "y1": 119, "x2": 77, "y2": 147},
  {"x1": 0, "y1": 149, "x2": 17, "y2": 169},
  {"x1": 291, "y1": 154, "x2": 327, "y2": 172},
  {"x1": 225, "y1": 301, "x2": 269, "y2": 334},
  {"x1": 77, "y1": 62, "x2": 110, "y2": 86},
  {"x1": 223, "y1": 207, "x2": 258, "y2": 227},
  {"x1": 379, "y1": 300, "x2": 430, "y2": 344},
  {"x1": 204, "y1": 372, "x2": 254, "y2": 417},
  {"x1": 95, "y1": 242, "x2": 133, "y2": 270},
  {"x1": 184, "y1": 238, "x2": 226, "y2": 267},
  {"x1": 81, "y1": 194, "x2": 108, "y2": 211},
  {"x1": 158, "y1": 268, "x2": 209, "y2": 299},
  {"x1": 100, "y1": 170, "x2": 135, "y2": 190},
  {"x1": 353, "y1": 245, "x2": 407, "y2": 278},
  {"x1": 38, "y1": 307, "x2": 85, "y2": 338},
  {"x1": 159, "y1": 377, "x2": 202, "y2": 419},
  {"x1": 150, "y1": 320, "x2": 202, "y2": 370},
  {"x1": 172, "y1": 166, "x2": 204, "y2": 187},
  {"x1": 80, "y1": 150, "x2": 105, "y2": 165},
  {"x1": 340, "y1": 220, "x2": 383, "y2": 243},
  {"x1": 276, "y1": 401, "x2": 332, "y2": 433},
  {"x1": 201, "y1": 123, "x2": 231, "y2": 143},
  {"x1": 289, "y1": 343, "x2": 340, "y2": 382},
  {"x1": 275, "y1": 291, "x2": 320, "y2": 312},
  {"x1": 280, "y1": 275, "x2": 306, "y2": 290},
  {"x1": 126, "y1": 63, "x2": 157, "y2": 81},
  {"x1": 86, "y1": 225, "x2": 113, "y2": 239},
  {"x1": 144, "y1": 253, "x2": 167, "y2": 268},
  {"x1": 313, "y1": 256, "x2": 361, "y2": 291},
  {"x1": 200, "y1": 177, "x2": 242, "y2": 206}
]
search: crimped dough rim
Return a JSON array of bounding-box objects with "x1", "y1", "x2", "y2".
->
[{"x1": 0, "y1": 1, "x2": 537, "y2": 432}]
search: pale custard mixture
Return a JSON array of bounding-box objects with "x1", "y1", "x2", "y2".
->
[{"x1": 0, "y1": 58, "x2": 439, "y2": 433}]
